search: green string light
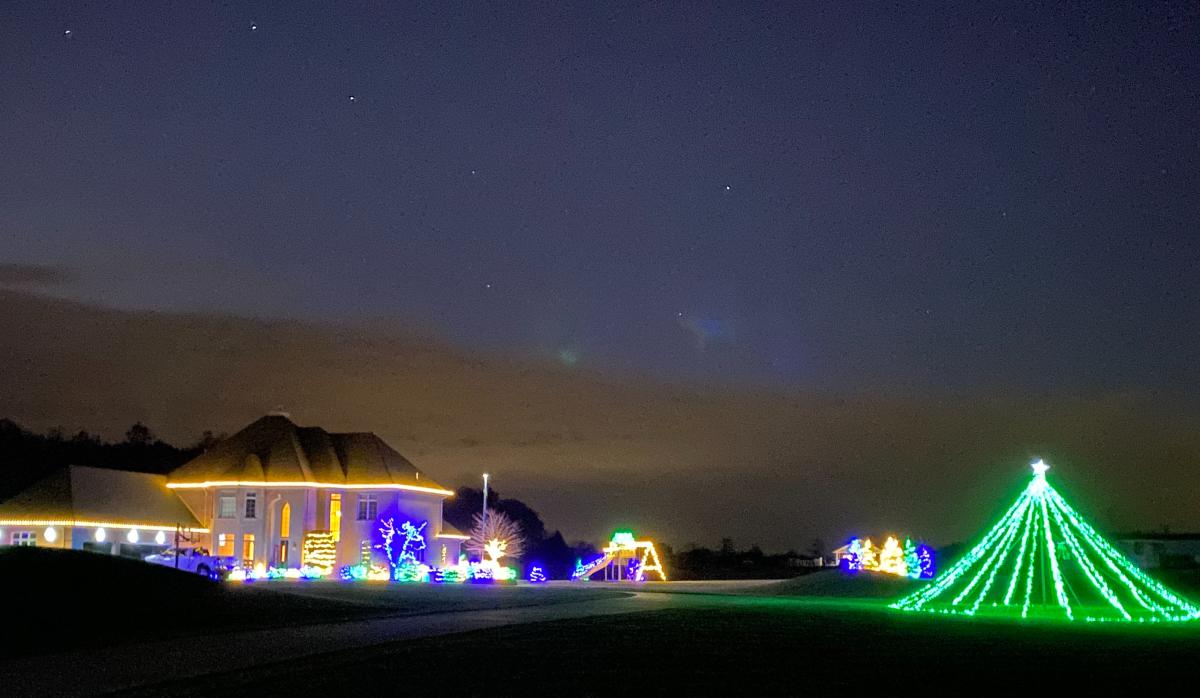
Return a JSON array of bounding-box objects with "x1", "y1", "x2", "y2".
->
[{"x1": 891, "y1": 460, "x2": 1200, "y2": 623}]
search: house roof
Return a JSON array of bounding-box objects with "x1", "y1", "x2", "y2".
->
[
  {"x1": 0, "y1": 465, "x2": 206, "y2": 531},
  {"x1": 167, "y1": 415, "x2": 453, "y2": 496}
]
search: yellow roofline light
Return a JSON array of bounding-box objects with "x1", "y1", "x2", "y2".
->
[
  {"x1": 166, "y1": 481, "x2": 454, "y2": 496},
  {"x1": 0, "y1": 519, "x2": 208, "y2": 533}
]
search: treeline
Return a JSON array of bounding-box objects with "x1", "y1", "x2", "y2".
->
[
  {"x1": 0, "y1": 419, "x2": 210, "y2": 500},
  {"x1": 443, "y1": 486, "x2": 598, "y2": 579},
  {"x1": 667, "y1": 538, "x2": 826, "y2": 580}
]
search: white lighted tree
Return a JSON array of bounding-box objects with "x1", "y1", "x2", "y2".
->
[{"x1": 468, "y1": 508, "x2": 524, "y2": 561}]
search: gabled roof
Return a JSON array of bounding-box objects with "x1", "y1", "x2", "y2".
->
[
  {"x1": 167, "y1": 415, "x2": 453, "y2": 495},
  {"x1": 0, "y1": 465, "x2": 205, "y2": 531}
]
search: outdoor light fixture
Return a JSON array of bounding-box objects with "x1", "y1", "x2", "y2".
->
[
  {"x1": 155, "y1": 530, "x2": 167, "y2": 545},
  {"x1": 94, "y1": 528, "x2": 107, "y2": 542},
  {"x1": 127, "y1": 529, "x2": 139, "y2": 544},
  {"x1": 44, "y1": 527, "x2": 57, "y2": 543}
]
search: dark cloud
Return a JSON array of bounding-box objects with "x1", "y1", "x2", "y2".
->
[
  {"x1": 0, "y1": 263, "x2": 74, "y2": 289},
  {"x1": 2, "y1": 290, "x2": 1198, "y2": 551}
]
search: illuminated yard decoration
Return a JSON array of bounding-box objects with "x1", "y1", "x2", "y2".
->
[
  {"x1": 878, "y1": 537, "x2": 906, "y2": 576},
  {"x1": 468, "y1": 508, "x2": 524, "y2": 560},
  {"x1": 467, "y1": 537, "x2": 517, "y2": 582},
  {"x1": 917, "y1": 544, "x2": 935, "y2": 579},
  {"x1": 376, "y1": 518, "x2": 430, "y2": 582},
  {"x1": 891, "y1": 460, "x2": 1200, "y2": 623},
  {"x1": 529, "y1": 566, "x2": 547, "y2": 583},
  {"x1": 301, "y1": 531, "x2": 337, "y2": 575},
  {"x1": 572, "y1": 530, "x2": 667, "y2": 582},
  {"x1": 843, "y1": 536, "x2": 934, "y2": 578}
]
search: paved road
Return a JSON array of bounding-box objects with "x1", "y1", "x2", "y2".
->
[{"x1": 1, "y1": 590, "x2": 689, "y2": 697}]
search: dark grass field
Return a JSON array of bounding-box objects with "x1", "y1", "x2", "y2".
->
[
  {"x1": 129, "y1": 594, "x2": 1200, "y2": 695},
  {"x1": 0, "y1": 548, "x2": 623, "y2": 658},
  {"x1": 10, "y1": 549, "x2": 1200, "y2": 694}
]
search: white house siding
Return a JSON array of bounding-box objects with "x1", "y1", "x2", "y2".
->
[
  {"x1": 184, "y1": 486, "x2": 453, "y2": 569},
  {"x1": 337, "y1": 490, "x2": 448, "y2": 567}
]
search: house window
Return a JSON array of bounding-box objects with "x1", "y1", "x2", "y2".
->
[
  {"x1": 217, "y1": 533, "x2": 235, "y2": 557},
  {"x1": 218, "y1": 494, "x2": 236, "y2": 519},
  {"x1": 357, "y1": 493, "x2": 378, "y2": 521},
  {"x1": 11, "y1": 531, "x2": 36, "y2": 546},
  {"x1": 245, "y1": 493, "x2": 257, "y2": 519},
  {"x1": 242, "y1": 534, "x2": 255, "y2": 561},
  {"x1": 280, "y1": 502, "x2": 291, "y2": 538},
  {"x1": 329, "y1": 493, "x2": 342, "y2": 542}
]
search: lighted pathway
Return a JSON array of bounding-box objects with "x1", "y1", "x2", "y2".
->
[{"x1": 2, "y1": 585, "x2": 774, "y2": 697}]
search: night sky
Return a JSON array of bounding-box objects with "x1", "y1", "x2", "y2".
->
[{"x1": 2, "y1": 3, "x2": 1199, "y2": 549}]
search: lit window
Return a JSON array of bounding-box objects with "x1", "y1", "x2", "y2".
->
[
  {"x1": 357, "y1": 493, "x2": 378, "y2": 521},
  {"x1": 280, "y1": 502, "x2": 291, "y2": 538},
  {"x1": 217, "y1": 533, "x2": 235, "y2": 556},
  {"x1": 242, "y1": 534, "x2": 255, "y2": 561},
  {"x1": 245, "y1": 492, "x2": 257, "y2": 519},
  {"x1": 11, "y1": 531, "x2": 36, "y2": 546},
  {"x1": 218, "y1": 494, "x2": 236, "y2": 519},
  {"x1": 329, "y1": 493, "x2": 342, "y2": 542}
]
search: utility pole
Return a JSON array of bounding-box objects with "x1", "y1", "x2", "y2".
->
[{"x1": 481, "y1": 473, "x2": 490, "y2": 531}]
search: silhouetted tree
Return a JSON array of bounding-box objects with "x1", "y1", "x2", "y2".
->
[
  {"x1": 125, "y1": 422, "x2": 153, "y2": 446},
  {"x1": 0, "y1": 419, "x2": 201, "y2": 499},
  {"x1": 443, "y1": 486, "x2": 499, "y2": 533}
]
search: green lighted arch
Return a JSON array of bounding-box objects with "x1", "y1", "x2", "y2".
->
[{"x1": 891, "y1": 460, "x2": 1200, "y2": 623}]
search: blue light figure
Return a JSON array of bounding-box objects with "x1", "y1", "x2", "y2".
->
[
  {"x1": 841, "y1": 537, "x2": 863, "y2": 574},
  {"x1": 917, "y1": 544, "x2": 936, "y2": 579},
  {"x1": 529, "y1": 566, "x2": 547, "y2": 583}
]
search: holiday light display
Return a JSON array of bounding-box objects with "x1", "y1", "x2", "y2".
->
[
  {"x1": 571, "y1": 530, "x2": 667, "y2": 581},
  {"x1": 572, "y1": 555, "x2": 605, "y2": 580},
  {"x1": 891, "y1": 460, "x2": 1200, "y2": 622},
  {"x1": 301, "y1": 531, "x2": 337, "y2": 575},
  {"x1": 878, "y1": 537, "x2": 906, "y2": 576},
  {"x1": 917, "y1": 544, "x2": 935, "y2": 579},
  {"x1": 376, "y1": 518, "x2": 432, "y2": 582},
  {"x1": 339, "y1": 563, "x2": 390, "y2": 581},
  {"x1": 466, "y1": 537, "x2": 517, "y2": 582},
  {"x1": 842, "y1": 536, "x2": 935, "y2": 578},
  {"x1": 903, "y1": 538, "x2": 920, "y2": 579},
  {"x1": 529, "y1": 566, "x2": 547, "y2": 583}
]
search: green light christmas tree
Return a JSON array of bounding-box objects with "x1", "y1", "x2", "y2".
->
[{"x1": 891, "y1": 460, "x2": 1200, "y2": 623}]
